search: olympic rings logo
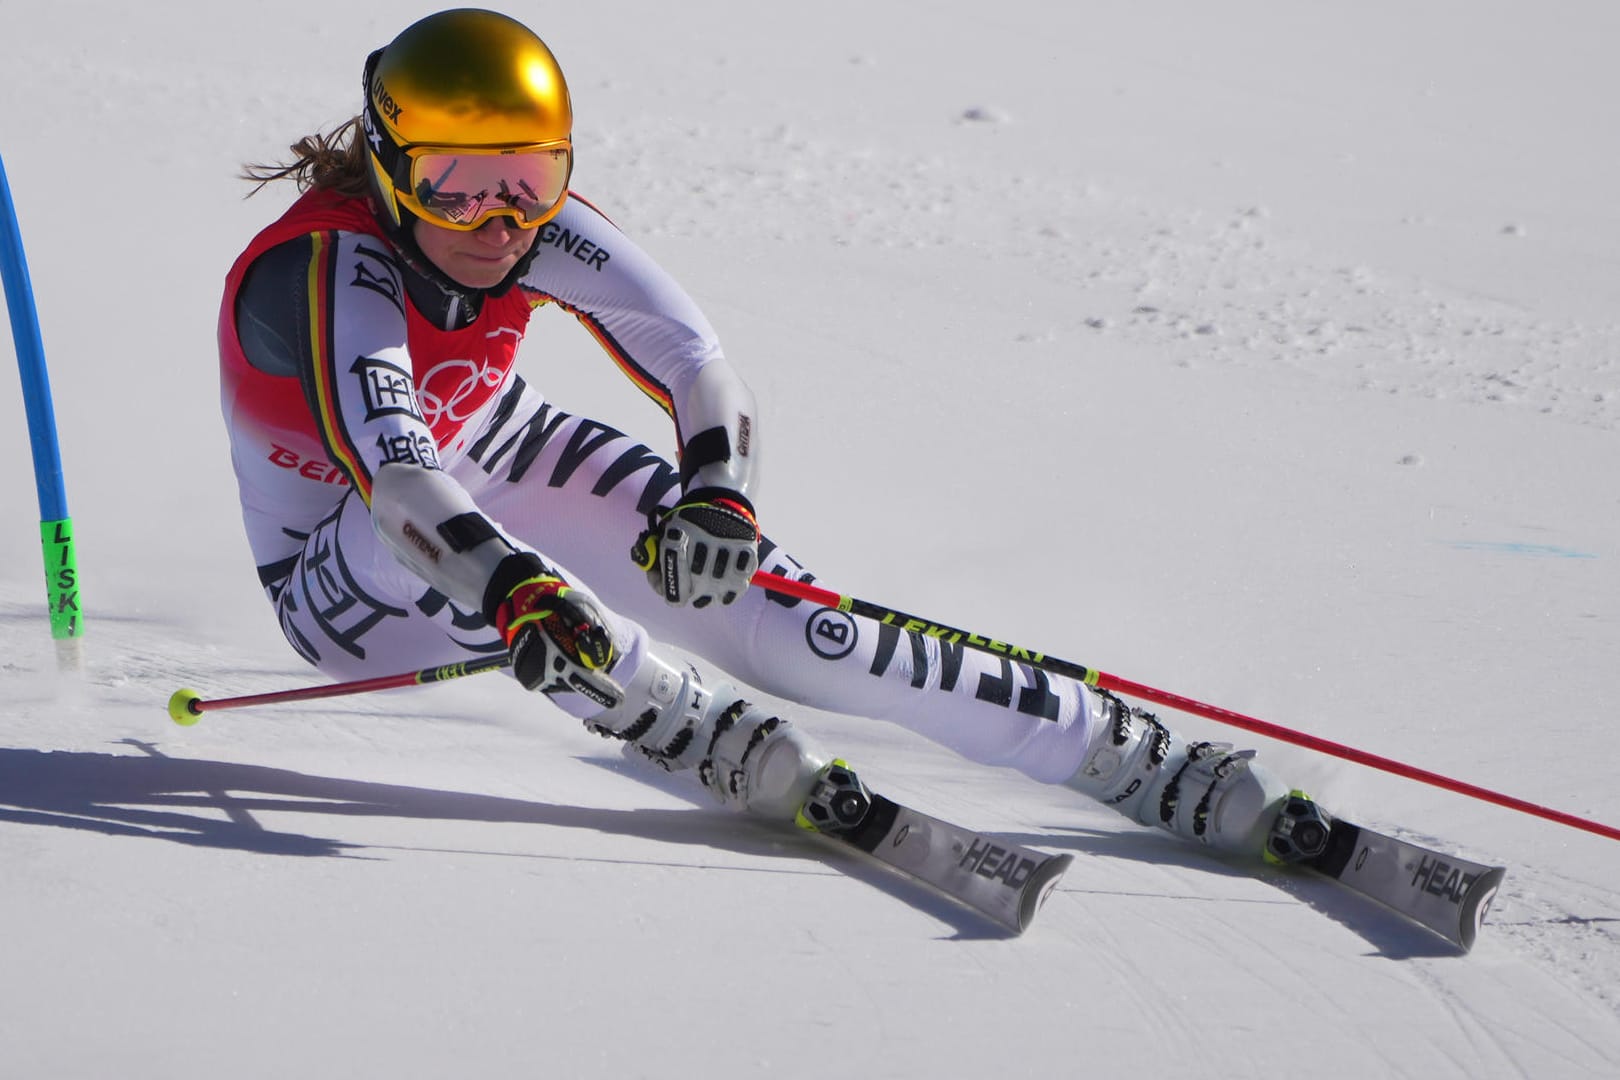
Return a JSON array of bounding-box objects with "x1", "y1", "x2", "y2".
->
[{"x1": 417, "y1": 357, "x2": 507, "y2": 431}]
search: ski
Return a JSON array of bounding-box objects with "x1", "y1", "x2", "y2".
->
[
  {"x1": 797, "y1": 760, "x2": 1072, "y2": 934},
  {"x1": 1271, "y1": 793, "x2": 1506, "y2": 951}
]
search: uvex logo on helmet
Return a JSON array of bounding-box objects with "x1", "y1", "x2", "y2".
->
[{"x1": 370, "y1": 74, "x2": 402, "y2": 126}]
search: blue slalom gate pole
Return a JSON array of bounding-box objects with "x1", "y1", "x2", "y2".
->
[{"x1": 0, "y1": 150, "x2": 83, "y2": 654}]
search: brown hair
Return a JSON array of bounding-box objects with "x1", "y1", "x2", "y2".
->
[{"x1": 241, "y1": 116, "x2": 371, "y2": 197}]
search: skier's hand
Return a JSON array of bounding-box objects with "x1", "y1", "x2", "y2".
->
[
  {"x1": 631, "y1": 488, "x2": 759, "y2": 608},
  {"x1": 492, "y1": 570, "x2": 622, "y2": 709}
]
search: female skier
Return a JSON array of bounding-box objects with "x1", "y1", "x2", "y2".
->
[{"x1": 221, "y1": 8, "x2": 1300, "y2": 858}]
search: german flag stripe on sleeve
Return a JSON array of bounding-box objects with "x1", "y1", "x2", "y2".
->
[
  {"x1": 304, "y1": 232, "x2": 373, "y2": 504},
  {"x1": 538, "y1": 291, "x2": 676, "y2": 418}
]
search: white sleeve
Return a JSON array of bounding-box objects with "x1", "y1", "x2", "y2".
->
[
  {"x1": 517, "y1": 195, "x2": 761, "y2": 500},
  {"x1": 370, "y1": 462, "x2": 521, "y2": 615},
  {"x1": 314, "y1": 232, "x2": 530, "y2": 614}
]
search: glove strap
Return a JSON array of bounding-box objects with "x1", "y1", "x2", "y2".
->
[
  {"x1": 498, "y1": 576, "x2": 568, "y2": 641},
  {"x1": 483, "y1": 552, "x2": 550, "y2": 625},
  {"x1": 681, "y1": 487, "x2": 757, "y2": 531}
]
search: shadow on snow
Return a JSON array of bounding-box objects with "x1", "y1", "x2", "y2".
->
[
  {"x1": 1035, "y1": 823, "x2": 1466, "y2": 959},
  {"x1": 0, "y1": 741, "x2": 1016, "y2": 939}
]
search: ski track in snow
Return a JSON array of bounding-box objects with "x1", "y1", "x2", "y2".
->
[
  {"x1": 3, "y1": 598, "x2": 1620, "y2": 1077},
  {"x1": 4, "y1": 2, "x2": 1620, "y2": 1076}
]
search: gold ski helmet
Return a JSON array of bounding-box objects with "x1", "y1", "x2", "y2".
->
[{"x1": 362, "y1": 9, "x2": 574, "y2": 232}]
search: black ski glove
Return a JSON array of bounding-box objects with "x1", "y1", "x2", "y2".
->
[
  {"x1": 486, "y1": 554, "x2": 622, "y2": 709},
  {"x1": 631, "y1": 488, "x2": 759, "y2": 608}
]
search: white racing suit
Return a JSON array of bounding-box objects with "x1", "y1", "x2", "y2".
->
[{"x1": 218, "y1": 186, "x2": 1287, "y2": 853}]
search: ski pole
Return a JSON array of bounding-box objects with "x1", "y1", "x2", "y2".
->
[
  {"x1": 167, "y1": 655, "x2": 511, "y2": 725},
  {"x1": 750, "y1": 571, "x2": 1620, "y2": 844}
]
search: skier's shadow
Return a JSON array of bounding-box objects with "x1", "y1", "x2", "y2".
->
[
  {"x1": 1031, "y1": 824, "x2": 1463, "y2": 958},
  {"x1": 0, "y1": 743, "x2": 1011, "y2": 939}
]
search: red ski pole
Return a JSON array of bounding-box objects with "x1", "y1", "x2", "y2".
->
[
  {"x1": 166, "y1": 654, "x2": 511, "y2": 725},
  {"x1": 750, "y1": 571, "x2": 1620, "y2": 844}
]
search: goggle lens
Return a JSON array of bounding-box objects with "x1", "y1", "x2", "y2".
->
[{"x1": 403, "y1": 146, "x2": 571, "y2": 230}]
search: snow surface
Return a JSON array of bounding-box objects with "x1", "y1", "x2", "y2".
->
[{"x1": 3, "y1": 1, "x2": 1619, "y2": 1076}]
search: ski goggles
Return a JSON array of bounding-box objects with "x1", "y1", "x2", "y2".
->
[{"x1": 391, "y1": 143, "x2": 573, "y2": 231}]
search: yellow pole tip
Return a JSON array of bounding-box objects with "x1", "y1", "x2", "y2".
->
[{"x1": 168, "y1": 688, "x2": 204, "y2": 726}]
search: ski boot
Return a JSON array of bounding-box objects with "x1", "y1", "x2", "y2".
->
[
  {"x1": 584, "y1": 654, "x2": 829, "y2": 823},
  {"x1": 795, "y1": 759, "x2": 872, "y2": 836},
  {"x1": 1064, "y1": 688, "x2": 1294, "y2": 859},
  {"x1": 1263, "y1": 790, "x2": 1334, "y2": 865}
]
